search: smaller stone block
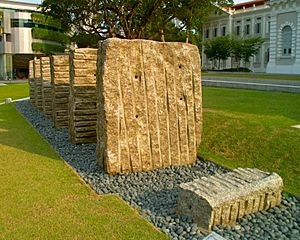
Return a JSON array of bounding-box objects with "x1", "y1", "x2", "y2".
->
[
  {"x1": 41, "y1": 57, "x2": 53, "y2": 118},
  {"x1": 50, "y1": 54, "x2": 70, "y2": 128},
  {"x1": 28, "y1": 60, "x2": 35, "y2": 106},
  {"x1": 33, "y1": 58, "x2": 43, "y2": 111},
  {"x1": 69, "y1": 48, "x2": 98, "y2": 144},
  {"x1": 177, "y1": 168, "x2": 283, "y2": 232}
]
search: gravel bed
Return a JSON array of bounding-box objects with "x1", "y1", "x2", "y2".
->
[{"x1": 15, "y1": 100, "x2": 300, "y2": 240}]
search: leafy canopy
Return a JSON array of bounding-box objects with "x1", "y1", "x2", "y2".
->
[{"x1": 40, "y1": 0, "x2": 233, "y2": 45}]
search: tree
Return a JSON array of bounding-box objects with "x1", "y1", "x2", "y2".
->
[
  {"x1": 231, "y1": 37, "x2": 264, "y2": 67},
  {"x1": 204, "y1": 35, "x2": 231, "y2": 70},
  {"x1": 40, "y1": 0, "x2": 233, "y2": 45}
]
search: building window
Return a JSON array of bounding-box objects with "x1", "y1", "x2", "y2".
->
[
  {"x1": 265, "y1": 48, "x2": 270, "y2": 63},
  {"x1": 222, "y1": 26, "x2": 226, "y2": 36},
  {"x1": 6, "y1": 34, "x2": 11, "y2": 42},
  {"x1": 255, "y1": 48, "x2": 261, "y2": 63},
  {"x1": 206, "y1": 29, "x2": 209, "y2": 38},
  {"x1": 236, "y1": 26, "x2": 240, "y2": 35},
  {"x1": 0, "y1": 35, "x2": 2, "y2": 42},
  {"x1": 214, "y1": 28, "x2": 218, "y2": 37},
  {"x1": 282, "y1": 25, "x2": 292, "y2": 55},
  {"x1": 255, "y1": 22, "x2": 261, "y2": 34},
  {"x1": 245, "y1": 24, "x2": 250, "y2": 35}
]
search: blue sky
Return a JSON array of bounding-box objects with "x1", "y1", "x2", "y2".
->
[{"x1": 13, "y1": 0, "x2": 249, "y2": 5}]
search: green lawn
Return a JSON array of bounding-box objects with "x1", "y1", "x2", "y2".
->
[
  {"x1": 202, "y1": 72, "x2": 300, "y2": 81},
  {"x1": 0, "y1": 104, "x2": 167, "y2": 240},
  {"x1": 200, "y1": 87, "x2": 300, "y2": 195},
  {"x1": 0, "y1": 82, "x2": 29, "y2": 103}
]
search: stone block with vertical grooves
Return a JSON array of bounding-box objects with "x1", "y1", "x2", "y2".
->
[
  {"x1": 96, "y1": 38, "x2": 202, "y2": 174},
  {"x1": 50, "y1": 54, "x2": 70, "y2": 128},
  {"x1": 41, "y1": 57, "x2": 53, "y2": 118},
  {"x1": 33, "y1": 58, "x2": 43, "y2": 111},
  {"x1": 29, "y1": 60, "x2": 35, "y2": 106},
  {"x1": 177, "y1": 168, "x2": 283, "y2": 232},
  {"x1": 69, "y1": 48, "x2": 98, "y2": 144}
]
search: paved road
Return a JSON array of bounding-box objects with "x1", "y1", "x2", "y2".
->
[{"x1": 202, "y1": 76, "x2": 300, "y2": 93}]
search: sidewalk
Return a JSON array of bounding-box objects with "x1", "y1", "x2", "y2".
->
[{"x1": 202, "y1": 76, "x2": 300, "y2": 93}]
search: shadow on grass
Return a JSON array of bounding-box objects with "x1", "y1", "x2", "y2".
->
[{"x1": 0, "y1": 104, "x2": 61, "y2": 160}]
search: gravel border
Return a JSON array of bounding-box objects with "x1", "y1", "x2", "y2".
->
[{"x1": 15, "y1": 100, "x2": 300, "y2": 240}]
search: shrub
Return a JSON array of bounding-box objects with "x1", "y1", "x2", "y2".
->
[
  {"x1": 32, "y1": 27, "x2": 69, "y2": 44},
  {"x1": 32, "y1": 42, "x2": 65, "y2": 54}
]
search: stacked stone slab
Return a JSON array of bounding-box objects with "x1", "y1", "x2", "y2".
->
[
  {"x1": 96, "y1": 38, "x2": 202, "y2": 174},
  {"x1": 177, "y1": 168, "x2": 283, "y2": 232},
  {"x1": 28, "y1": 60, "x2": 35, "y2": 106},
  {"x1": 50, "y1": 55, "x2": 70, "y2": 128},
  {"x1": 69, "y1": 48, "x2": 98, "y2": 144},
  {"x1": 33, "y1": 58, "x2": 43, "y2": 111},
  {"x1": 40, "y1": 57, "x2": 53, "y2": 118}
]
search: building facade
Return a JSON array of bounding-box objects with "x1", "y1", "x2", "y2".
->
[
  {"x1": 202, "y1": 0, "x2": 300, "y2": 74},
  {"x1": 0, "y1": 0, "x2": 65, "y2": 80}
]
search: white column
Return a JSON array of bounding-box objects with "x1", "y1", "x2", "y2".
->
[
  {"x1": 266, "y1": 14, "x2": 277, "y2": 73},
  {"x1": 293, "y1": 10, "x2": 300, "y2": 74}
]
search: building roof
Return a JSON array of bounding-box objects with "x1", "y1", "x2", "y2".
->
[{"x1": 231, "y1": 0, "x2": 266, "y2": 10}]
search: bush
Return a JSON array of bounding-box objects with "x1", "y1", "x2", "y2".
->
[
  {"x1": 32, "y1": 27, "x2": 69, "y2": 44},
  {"x1": 32, "y1": 42, "x2": 65, "y2": 54},
  {"x1": 31, "y1": 12, "x2": 63, "y2": 30}
]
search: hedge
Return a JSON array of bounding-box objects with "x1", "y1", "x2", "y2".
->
[
  {"x1": 32, "y1": 27, "x2": 69, "y2": 44},
  {"x1": 31, "y1": 13, "x2": 63, "y2": 30},
  {"x1": 32, "y1": 42, "x2": 65, "y2": 54}
]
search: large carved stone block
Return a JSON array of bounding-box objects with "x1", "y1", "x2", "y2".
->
[
  {"x1": 96, "y1": 38, "x2": 202, "y2": 174},
  {"x1": 177, "y1": 168, "x2": 283, "y2": 232},
  {"x1": 41, "y1": 57, "x2": 53, "y2": 118},
  {"x1": 33, "y1": 58, "x2": 43, "y2": 111},
  {"x1": 29, "y1": 60, "x2": 35, "y2": 106},
  {"x1": 69, "y1": 48, "x2": 98, "y2": 144},
  {"x1": 50, "y1": 55, "x2": 70, "y2": 128}
]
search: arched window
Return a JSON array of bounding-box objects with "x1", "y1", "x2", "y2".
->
[{"x1": 282, "y1": 26, "x2": 292, "y2": 55}]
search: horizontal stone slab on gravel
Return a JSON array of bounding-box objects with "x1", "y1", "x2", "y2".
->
[{"x1": 177, "y1": 168, "x2": 283, "y2": 232}]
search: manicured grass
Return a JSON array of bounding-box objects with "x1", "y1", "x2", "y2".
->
[
  {"x1": 0, "y1": 104, "x2": 167, "y2": 240},
  {"x1": 199, "y1": 87, "x2": 300, "y2": 195},
  {"x1": 202, "y1": 72, "x2": 300, "y2": 81},
  {"x1": 0, "y1": 83, "x2": 29, "y2": 103}
]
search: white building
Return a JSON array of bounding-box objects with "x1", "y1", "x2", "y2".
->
[
  {"x1": 0, "y1": 0, "x2": 65, "y2": 80},
  {"x1": 202, "y1": 0, "x2": 300, "y2": 74}
]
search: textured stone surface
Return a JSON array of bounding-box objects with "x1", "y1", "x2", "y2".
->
[
  {"x1": 29, "y1": 60, "x2": 35, "y2": 106},
  {"x1": 33, "y1": 58, "x2": 43, "y2": 111},
  {"x1": 40, "y1": 57, "x2": 52, "y2": 118},
  {"x1": 178, "y1": 168, "x2": 283, "y2": 232},
  {"x1": 96, "y1": 38, "x2": 202, "y2": 174},
  {"x1": 50, "y1": 55, "x2": 70, "y2": 128},
  {"x1": 69, "y1": 48, "x2": 98, "y2": 144}
]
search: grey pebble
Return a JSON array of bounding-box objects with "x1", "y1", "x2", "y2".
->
[{"x1": 15, "y1": 100, "x2": 300, "y2": 240}]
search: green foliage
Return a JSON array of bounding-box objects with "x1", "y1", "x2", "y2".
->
[
  {"x1": 71, "y1": 32, "x2": 104, "y2": 48},
  {"x1": 31, "y1": 12, "x2": 63, "y2": 30},
  {"x1": 32, "y1": 27, "x2": 69, "y2": 44},
  {"x1": 231, "y1": 37, "x2": 264, "y2": 66},
  {"x1": 32, "y1": 42, "x2": 65, "y2": 54},
  {"x1": 40, "y1": 0, "x2": 233, "y2": 43},
  {"x1": 204, "y1": 35, "x2": 232, "y2": 69},
  {"x1": 204, "y1": 36, "x2": 264, "y2": 68}
]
